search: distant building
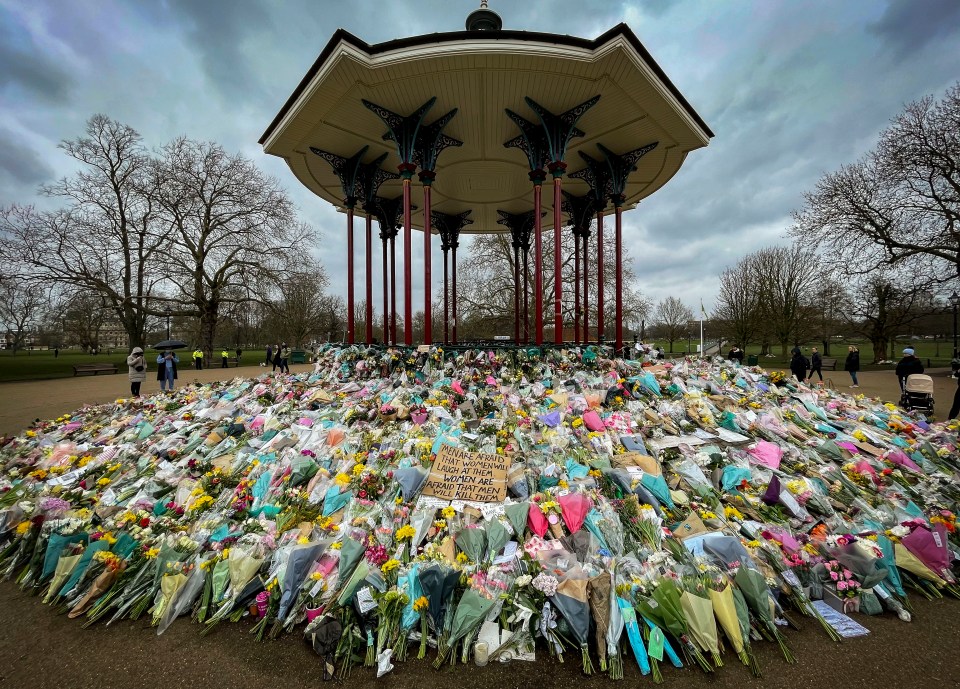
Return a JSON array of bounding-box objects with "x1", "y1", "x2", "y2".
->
[
  {"x1": 99, "y1": 320, "x2": 129, "y2": 349},
  {"x1": 1, "y1": 330, "x2": 35, "y2": 350}
]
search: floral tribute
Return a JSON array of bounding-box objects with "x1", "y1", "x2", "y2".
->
[{"x1": 0, "y1": 345, "x2": 957, "y2": 679}]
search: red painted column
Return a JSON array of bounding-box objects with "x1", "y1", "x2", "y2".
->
[
  {"x1": 452, "y1": 244, "x2": 459, "y2": 344},
  {"x1": 531, "y1": 170, "x2": 546, "y2": 346},
  {"x1": 574, "y1": 229, "x2": 580, "y2": 344},
  {"x1": 365, "y1": 213, "x2": 373, "y2": 345},
  {"x1": 549, "y1": 163, "x2": 566, "y2": 345},
  {"x1": 346, "y1": 206, "x2": 355, "y2": 344},
  {"x1": 522, "y1": 248, "x2": 530, "y2": 343},
  {"x1": 582, "y1": 230, "x2": 589, "y2": 344},
  {"x1": 513, "y1": 243, "x2": 521, "y2": 345},
  {"x1": 400, "y1": 164, "x2": 415, "y2": 346},
  {"x1": 381, "y1": 233, "x2": 389, "y2": 344},
  {"x1": 442, "y1": 246, "x2": 449, "y2": 345},
  {"x1": 615, "y1": 202, "x2": 624, "y2": 355},
  {"x1": 596, "y1": 210, "x2": 604, "y2": 343},
  {"x1": 390, "y1": 233, "x2": 397, "y2": 345},
  {"x1": 420, "y1": 172, "x2": 435, "y2": 345}
]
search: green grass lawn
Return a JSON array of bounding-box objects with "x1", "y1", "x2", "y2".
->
[
  {"x1": 0, "y1": 349, "x2": 131, "y2": 382},
  {"x1": 663, "y1": 338, "x2": 955, "y2": 370}
]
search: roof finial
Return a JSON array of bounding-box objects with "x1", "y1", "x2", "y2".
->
[{"x1": 466, "y1": 0, "x2": 501, "y2": 30}]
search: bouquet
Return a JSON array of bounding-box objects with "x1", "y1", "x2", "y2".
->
[{"x1": 734, "y1": 566, "x2": 795, "y2": 663}]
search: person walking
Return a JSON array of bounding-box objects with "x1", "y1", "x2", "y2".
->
[
  {"x1": 789, "y1": 346, "x2": 808, "y2": 383},
  {"x1": 236, "y1": 347, "x2": 242, "y2": 363},
  {"x1": 279, "y1": 342, "x2": 291, "y2": 374},
  {"x1": 950, "y1": 349, "x2": 959, "y2": 379},
  {"x1": 157, "y1": 350, "x2": 179, "y2": 392},
  {"x1": 265, "y1": 343, "x2": 273, "y2": 366},
  {"x1": 844, "y1": 345, "x2": 860, "y2": 388},
  {"x1": 221, "y1": 348, "x2": 229, "y2": 368},
  {"x1": 126, "y1": 346, "x2": 146, "y2": 397},
  {"x1": 807, "y1": 347, "x2": 823, "y2": 383},
  {"x1": 54, "y1": 347, "x2": 59, "y2": 358},
  {"x1": 193, "y1": 348, "x2": 204, "y2": 370},
  {"x1": 895, "y1": 347, "x2": 924, "y2": 391}
]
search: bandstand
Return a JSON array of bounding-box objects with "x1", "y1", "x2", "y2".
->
[{"x1": 259, "y1": 2, "x2": 712, "y2": 352}]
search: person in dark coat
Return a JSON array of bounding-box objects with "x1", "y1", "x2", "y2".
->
[
  {"x1": 156, "y1": 350, "x2": 179, "y2": 392},
  {"x1": 807, "y1": 347, "x2": 823, "y2": 382},
  {"x1": 789, "y1": 347, "x2": 808, "y2": 382},
  {"x1": 949, "y1": 376, "x2": 960, "y2": 420},
  {"x1": 895, "y1": 348, "x2": 924, "y2": 391},
  {"x1": 844, "y1": 345, "x2": 860, "y2": 388},
  {"x1": 727, "y1": 346, "x2": 745, "y2": 365},
  {"x1": 265, "y1": 343, "x2": 273, "y2": 366}
]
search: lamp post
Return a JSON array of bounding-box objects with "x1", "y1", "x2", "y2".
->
[
  {"x1": 950, "y1": 291, "x2": 959, "y2": 360},
  {"x1": 164, "y1": 307, "x2": 171, "y2": 341}
]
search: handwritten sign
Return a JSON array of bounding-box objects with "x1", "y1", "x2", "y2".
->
[{"x1": 422, "y1": 445, "x2": 508, "y2": 502}]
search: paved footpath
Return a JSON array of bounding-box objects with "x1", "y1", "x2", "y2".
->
[
  {"x1": 0, "y1": 362, "x2": 955, "y2": 437},
  {"x1": 0, "y1": 362, "x2": 315, "y2": 436}
]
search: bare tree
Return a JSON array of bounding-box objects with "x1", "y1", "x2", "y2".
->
[
  {"x1": 808, "y1": 276, "x2": 849, "y2": 356},
  {"x1": 0, "y1": 278, "x2": 47, "y2": 354},
  {"x1": 59, "y1": 291, "x2": 111, "y2": 351},
  {"x1": 655, "y1": 297, "x2": 692, "y2": 352},
  {"x1": 265, "y1": 264, "x2": 330, "y2": 347},
  {"x1": 793, "y1": 82, "x2": 960, "y2": 279},
  {"x1": 0, "y1": 115, "x2": 164, "y2": 347},
  {"x1": 751, "y1": 246, "x2": 823, "y2": 355},
  {"x1": 844, "y1": 269, "x2": 933, "y2": 362},
  {"x1": 150, "y1": 138, "x2": 315, "y2": 356},
  {"x1": 713, "y1": 253, "x2": 764, "y2": 349}
]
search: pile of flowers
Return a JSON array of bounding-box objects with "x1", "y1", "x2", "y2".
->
[{"x1": 0, "y1": 345, "x2": 958, "y2": 679}]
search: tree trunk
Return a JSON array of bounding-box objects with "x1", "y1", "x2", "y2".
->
[
  {"x1": 872, "y1": 336, "x2": 888, "y2": 363},
  {"x1": 199, "y1": 300, "x2": 219, "y2": 358}
]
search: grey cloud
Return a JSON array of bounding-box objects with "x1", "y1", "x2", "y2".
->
[
  {"x1": 0, "y1": 11, "x2": 71, "y2": 102},
  {"x1": 161, "y1": 0, "x2": 275, "y2": 97},
  {"x1": 869, "y1": 0, "x2": 960, "y2": 59},
  {"x1": 0, "y1": 128, "x2": 54, "y2": 199}
]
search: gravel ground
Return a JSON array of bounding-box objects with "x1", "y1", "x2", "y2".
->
[{"x1": 0, "y1": 581, "x2": 958, "y2": 689}]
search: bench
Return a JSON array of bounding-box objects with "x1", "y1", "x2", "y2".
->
[
  {"x1": 73, "y1": 363, "x2": 119, "y2": 376},
  {"x1": 821, "y1": 357, "x2": 838, "y2": 371}
]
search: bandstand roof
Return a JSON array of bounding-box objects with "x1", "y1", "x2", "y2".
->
[{"x1": 260, "y1": 23, "x2": 713, "y2": 234}]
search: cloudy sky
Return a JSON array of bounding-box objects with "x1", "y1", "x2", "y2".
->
[{"x1": 2, "y1": 0, "x2": 960, "y2": 316}]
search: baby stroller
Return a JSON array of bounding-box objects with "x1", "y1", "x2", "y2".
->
[{"x1": 900, "y1": 374, "x2": 934, "y2": 415}]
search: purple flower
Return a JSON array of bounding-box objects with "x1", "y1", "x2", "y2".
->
[{"x1": 38, "y1": 497, "x2": 71, "y2": 517}]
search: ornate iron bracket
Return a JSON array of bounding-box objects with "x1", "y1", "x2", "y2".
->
[
  {"x1": 362, "y1": 98, "x2": 436, "y2": 172},
  {"x1": 309, "y1": 145, "x2": 369, "y2": 209}
]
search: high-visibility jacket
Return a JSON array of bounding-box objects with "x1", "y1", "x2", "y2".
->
[
  {"x1": 193, "y1": 350, "x2": 203, "y2": 359},
  {"x1": 221, "y1": 350, "x2": 229, "y2": 358}
]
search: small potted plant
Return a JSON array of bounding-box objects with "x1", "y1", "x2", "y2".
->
[
  {"x1": 411, "y1": 405, "x2": 428, "y2": 425},
  {"x1": 379, "y1": 404, "x2": 398, "y2": 423}
]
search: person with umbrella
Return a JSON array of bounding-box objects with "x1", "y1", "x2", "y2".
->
[{"x1": 155, "y1": 345, "x2": 181, "y2": 392}]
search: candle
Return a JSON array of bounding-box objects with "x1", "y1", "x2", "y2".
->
[{"x1": 474, "y1": 641, "x2": 489, "y2": 667}]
